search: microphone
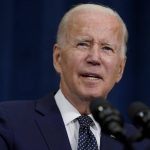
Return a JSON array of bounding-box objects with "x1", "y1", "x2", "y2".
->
[
  {"x1": 90, "y1": 99, "x2": 126, "y2": 143},
  {"x1": 128, "y1": 101, "x2": 150, "y2": 139}
]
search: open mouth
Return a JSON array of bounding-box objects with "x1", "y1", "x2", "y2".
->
[{"x1": 81, "y1": 73, "x2": 102, "y2": 80}]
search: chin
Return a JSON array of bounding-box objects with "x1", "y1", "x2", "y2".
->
[
  {"x1": 82, "y1": 93, "x2": 105, "y2": 101},
  {"x1": 78, "y1": 87, "x2": 106, "y2": 100}
]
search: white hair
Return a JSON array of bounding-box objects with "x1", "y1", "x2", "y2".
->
[{"x1": 56, "y1": 4, "x2": 128, "y2": 56}]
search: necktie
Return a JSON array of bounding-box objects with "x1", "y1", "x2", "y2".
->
[{"x1": 77, "y1": 115, "x2": 98, "y2": 150}]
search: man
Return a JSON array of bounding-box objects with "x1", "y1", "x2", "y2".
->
[{"x1": 0, "y1": 3, "x2": 149, "y2": 150}]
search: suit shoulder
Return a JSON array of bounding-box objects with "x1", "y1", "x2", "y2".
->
[
  {"x1": 0, "y1": 93, "x2": 53, "y2": 116},
  {"x1": 0, "y1": 100, "x2": 36, "y2": 117},
  {"x1": 0, "y1": 100, "x2": 34, "y2": 109}
]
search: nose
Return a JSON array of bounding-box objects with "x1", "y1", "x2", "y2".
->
[{"x1": 86, "y1": 44, "x2": 101, "y2": 66}]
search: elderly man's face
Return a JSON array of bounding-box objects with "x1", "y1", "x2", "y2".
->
[{"x1": 53, "y1": 10, "x2": 126, "y2": 104}]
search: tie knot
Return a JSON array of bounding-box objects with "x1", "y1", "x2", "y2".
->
[{"x1": 77, "y1": 115, "x2": 93, "y2": 127}]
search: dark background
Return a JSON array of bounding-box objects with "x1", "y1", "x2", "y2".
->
[{"x1": 0, "y1": 0, "x2": 150, "y2": 121}]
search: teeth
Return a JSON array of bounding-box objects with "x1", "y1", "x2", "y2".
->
[{"x1": 87, "y1": 77, "x2": 99, "y2": 80}]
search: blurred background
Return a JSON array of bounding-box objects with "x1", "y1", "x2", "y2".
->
[{"x1": 0, "y1": 0, "x2": 150, "y2": 121}]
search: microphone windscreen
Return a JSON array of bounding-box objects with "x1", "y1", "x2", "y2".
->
[
  {"x1": 90, "y1": 98, "x2": 126, "y2": 143},
  {"x1": 90, "y1": 98, "x2": 108, "y2": 113},
  {"x1": 128, "y1": 101, "x2": 149, "y2": 120}
]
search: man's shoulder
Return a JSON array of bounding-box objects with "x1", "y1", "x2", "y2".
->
[
  {"x1": 0, "y1": 92, "x2": 54, "y2": 107},
  {"x1": 124, "y1": 123, "x2": 150, "y2": 149},
  {"x1": 0, "y1": 92, "x2": 55, "y2": 116},
  {"x1": 0, "y1": 100, "x2": 36, "y2": 120},
  {"x1": 0, "y1": 100, "x2": 35, "y2": 110},
  {"x1": 124, "y1": 122, "x2": 138, "y2": 136}
]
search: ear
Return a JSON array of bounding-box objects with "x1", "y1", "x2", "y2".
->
[
  {"x1": 53, "y1": 44, "x2": 62, "y2": 74},
  {"x1": 116, "y1": 57, "x2": 126, "y2": 83}
]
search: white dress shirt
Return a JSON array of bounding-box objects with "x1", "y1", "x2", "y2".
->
[{"x1": 54, "y1": 89, "x2": 101, "y2": 150}]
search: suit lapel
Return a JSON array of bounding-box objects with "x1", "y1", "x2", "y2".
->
[
  {"x1": 34, "y1": 94, "x2": 72, "y2": 150},
  {"x1": 34, "y1": 93, "x2": 125, "y2": 150}
]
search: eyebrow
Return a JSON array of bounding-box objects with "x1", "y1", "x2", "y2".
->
[
  {"x1": 101, "y1": 42, "x2": 113, "y2": 46},
  {"x1": 74, "y1": 36, "x2": 93, "y2": 42},
  {"x1": 74, "y1": 36, "x2": 117, "y2": 49},
  {"x1": 100, "y1": 41, "x2": 116, "y2": 48}
]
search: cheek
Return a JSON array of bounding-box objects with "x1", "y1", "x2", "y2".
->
[
  {"x1": 62, "y1": 50, "x2": 84, "y2": 68},
  {"x1": 104, "y1": 58, "x2": 121, "y2": 78},
  {"x1": 60, "y1": 52, "x2": 79, "y2": 79}
]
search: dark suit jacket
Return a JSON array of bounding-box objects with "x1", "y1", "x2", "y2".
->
[{"x1": 0, "y1": 93, "x2": 149, "y2": 150}]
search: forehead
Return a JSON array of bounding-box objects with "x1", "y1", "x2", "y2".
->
[{"x1": 66, "y1": 10, "x2": 123, "y2": 44}]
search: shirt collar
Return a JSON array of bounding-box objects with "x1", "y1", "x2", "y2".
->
[
  {"x1": 54, "y1": 89, "x2": 100, "y2": 131},
  {"x1": 55, "y1": 89, "x2": 81, "y2": 125}
]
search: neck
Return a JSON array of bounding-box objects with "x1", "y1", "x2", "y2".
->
[{"x1": 60, "y1": 89, "x2": 91, "y2": 115}]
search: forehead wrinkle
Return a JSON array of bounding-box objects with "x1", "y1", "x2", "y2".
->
[
  {"x1": 68, "y1": 10, "x2": 123, "y2": 34},
  {"x1": 65, "y1": 10, "x2": 124, "y2": 50}
]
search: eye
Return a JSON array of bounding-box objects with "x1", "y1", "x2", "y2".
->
[
  {"x1": 102, "y1": 46, "x2": 114, "y2": 52},
  {"x1": 76, "y1": 41, "x2": 91, "y2": 49}
]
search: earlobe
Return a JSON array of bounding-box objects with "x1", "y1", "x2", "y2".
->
[{"x1": 53, "y1": 44, "x2": 61, "y2": 74}]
